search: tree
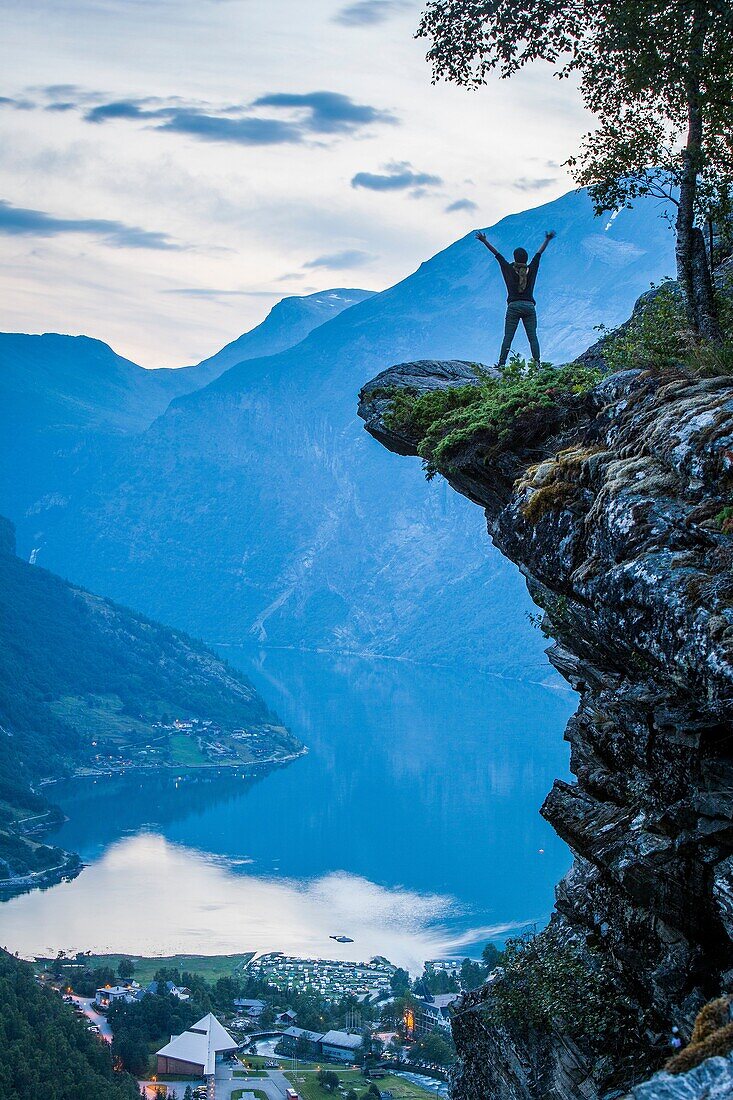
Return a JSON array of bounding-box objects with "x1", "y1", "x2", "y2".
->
[
  {"x1": 481, "y1": 942, "x2": 502, "y2": 970},
  {"x1": 381, "y1": 993, "x2": 418, "y2": 1032},
  {"x1": 459, "y1": 957, "x2": 486, "y2": 991},
  {"x1": 416, "y1": 1030, "x2": 455, "y2": 1068},
  {"x1": 416, "y1": 0, "x2": 733, "y2": 339},
  {"x1": 316, "y1": 1068, "x2": 340, "y2": 1092},
  {"x1": 390, "y1": 967, "x2": 410, "y2": 995},
  {"x1": 118, "y1": 958, "x2": 135, "y2": 980}
]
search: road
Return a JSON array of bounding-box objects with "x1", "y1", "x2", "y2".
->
[
  {"x1": 70, "y1": 995, "x2": 113, "y2": 1042},
  {"x1": 138, "y1": 1065, "x2": 294, "y2": 1100},
  {"x1": 215, "y1": 1064, "x2": 292, "y2": 1100}
]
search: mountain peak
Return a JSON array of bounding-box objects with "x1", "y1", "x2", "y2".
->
[{"x1": 188, "y1": 286, "x2": 374, "y2": 379}]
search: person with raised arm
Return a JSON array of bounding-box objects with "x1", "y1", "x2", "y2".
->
[{"x1": 476, "y1": 229, "x2": 556, "y2": 366}]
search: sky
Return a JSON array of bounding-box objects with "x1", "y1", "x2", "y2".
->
[{"x1": 0, "y1": 0, "x2": 591, "y2": 366}]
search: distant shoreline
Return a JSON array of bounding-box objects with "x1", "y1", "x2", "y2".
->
[
  {"x1": 39, "y1": 744, "x2": 308, "y2": 789},
  {"x1": 1, "y1": 748, "x2": 307, "y2": 902}
]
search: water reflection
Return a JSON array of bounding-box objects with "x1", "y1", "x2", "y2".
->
[
  {"x1": 0, "y1": 833, "x2": 528, "y2": 971},
  {"x1": 0, "y1": 650, "x2": 576, "y2": 967}
]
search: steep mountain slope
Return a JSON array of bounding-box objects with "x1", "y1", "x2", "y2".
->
[
  {"x1": 358, "y1": 356, "x2": 733, "y2": 1098},
  {"x1": 11, "y1": 190, "x2": 675, "y2": 671},
  {"x1": 0, "y1": 516, "x2": 298, "y2": 885},
  {"x1": 0, "y1": 289, "x2": 369, "y2": 525}
]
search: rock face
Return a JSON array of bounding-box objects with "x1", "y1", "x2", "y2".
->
[
  {"x1": 624, "y1": 1055, "x2": 733, "y2": 1099},
  {"x1": 358, "y1": 363, "x2": 733, "y2": 1098}
]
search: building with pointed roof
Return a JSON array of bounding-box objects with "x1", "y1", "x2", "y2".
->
[{"x1": 156, "y1": 1012, "x2": 238, "y2": 1077}]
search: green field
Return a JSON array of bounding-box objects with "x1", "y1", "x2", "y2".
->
[
  {"x1": 287, "y1": 1069, "x2": 439, "y2": 1100},
  {"x1": 78, "y1": 952, "x2": 255, "y2": 983},
  {"x1": 168, "y1": 733, "x2": 209, "y2": 766},
  {"x1": 237, "y1": 1056, "x2": 273, "y2": 1070},
  {"x1": 232, "y1": 1090, "x2": 268, "y2": 1100},
  {"x1": 235, "y1": 1051, "x2": 272, "y2": 1069}
]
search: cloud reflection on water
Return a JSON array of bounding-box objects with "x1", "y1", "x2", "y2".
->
[{"x1": 0, "y1": 833, "x2": 530, "y2": 971}]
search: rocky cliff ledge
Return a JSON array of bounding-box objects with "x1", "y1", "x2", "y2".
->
[{"x1": 358, "y1": 360, "x2": 733, "y2": 1099}]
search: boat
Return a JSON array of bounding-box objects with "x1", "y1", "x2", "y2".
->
[{"x1": 329, "y1": 935, "x2": 354, "y2": 943}]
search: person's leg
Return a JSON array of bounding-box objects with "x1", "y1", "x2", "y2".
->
[
  {"x1": 521, "y1": 304, "x2": 541, "y2": 362},
  {"x1": 498, "y1": 303, "x2": 521, "y2": 366}
]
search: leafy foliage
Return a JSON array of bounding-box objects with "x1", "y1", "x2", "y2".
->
[
  {"x1": 316, "y1": 1069, "x2": 340, "y2": 1092},
  {"x1": 599, "y1": 283, "x2": 691, "y2": 374},
  {"x1": 0, "y1": 950, "x2": 138, "y2": 1100},
  {"x1": 487, "y1": 927, "x2": 635, "y2": 1046},
  {"x1": 110, "y1": 992, "x2": 200, "y2": 1077},
  {"x1": 406, "y1": 1030, "x2": 455, "y2": 1068},
  {"x1": 716, "y1": 505, "x2": 733, "y2": 533},
  {"x1": 416, "y1": 0, "x2": 733, "y2": 337},
  {"x1": 384, "y1": 359, "x2": 601, "y2": 478},
  {"x1": 600, "y1": 280, "x2": 733, "y2": 376}
]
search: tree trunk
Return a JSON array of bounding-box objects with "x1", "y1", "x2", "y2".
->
[{"x1": 676, "y1": 11, "x2": 722, "y2": 341}]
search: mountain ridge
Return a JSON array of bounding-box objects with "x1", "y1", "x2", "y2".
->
[
  {"x1": 0, "y1": 516, "x2": 300, "y2": 889},
  {"x1": 4, "y1": 189, "x2": 676, "y2": 674}
]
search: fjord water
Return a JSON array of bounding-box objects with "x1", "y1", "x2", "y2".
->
[{"x1": 0, "y1": 649, "x2": 574, "y2": 971}]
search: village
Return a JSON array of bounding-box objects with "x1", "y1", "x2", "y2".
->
[
  {"x1": 67, "y1": 712, "x2": 302, "y2": 779},
  {"x1": 35, "y1": 948, "x2": 469, "y2": 1100},
  {"x1": 245, "y1": 953, "x2": 395, "y2": 1002}
]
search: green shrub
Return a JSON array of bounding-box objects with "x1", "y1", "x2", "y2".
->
[
  {"x1": 600, "y1": 282, "x2": 690, "y2": 374},
  {"x1": 384, "y1": 357, "x2": 602, "y2": 478},
  {"x1": 715, "y1": 506, "x2": 733, "y2": 533},
  {"x1": 600, "y1": 278, "x2": 733, "y2": 377},
  {"x1": 486, "y1": 926, "x2": 634, "y2": 1047}
]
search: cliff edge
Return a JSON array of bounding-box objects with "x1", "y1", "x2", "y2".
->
[{"x1": 358, "y1": 360, "x2": 733, "y2": 1098}]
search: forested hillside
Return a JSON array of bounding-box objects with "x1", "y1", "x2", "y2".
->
[
  {"x1": 0, "y1": 949, "x2": 139, "y2": 1100},
  {"x1": 0, "y1": 517, "x2": 298, "y2": 882}
]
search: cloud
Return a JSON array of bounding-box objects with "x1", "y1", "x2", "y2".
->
[
  {"x1": 61, "y1": 89, "x2": 397, "y2": 144},
  {"x1": 252, "y1": 91, "x2": 396, "y2": 134},
  {"x1": 162, "y1": 288, "x2": 273, "y2": 298},
  {"x1": 351, "y1": 161, "x2": 442, "y2": 193},
  {"x1": 84, "y1": 99, "x2": 302, "y2": 146},
  {"x1": 303, "y1": 249, "x2": 373, "y2": 269},
  {"x1": 157, "y1": 111, "x2": 303, "y2": 145},
  {"x1": 0, "y1": 95, "x2": 35, "y2": 110},
  {"x1": 445, "y1": 198, "x2": 478, "y2": 213},
  {"x1": 85, "y1": 100, "x2": 150, "y2": 123},
  {"x1": 333, "y1": 0, "x2": 408, "y2": 26},
  {"x1": 512, "y1": 177, "x2": 557, "y2": 192},
  {"x1": 0, "y1": 199, "x2": 180, "y2": 250}
]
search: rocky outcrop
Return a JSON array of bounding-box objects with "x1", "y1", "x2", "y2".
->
[
  {"x1": 358, "y1": 363, "x2": 733, "y2": 1098},
  {"x1": 624, "y1": 1055, "x2": 733, "y2": 1099}
]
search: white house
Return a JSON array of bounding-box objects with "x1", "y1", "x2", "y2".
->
[
  {"x1": 156, "y1": 1012, "x2": 238, "y2": 1077},
  {"x1": 94, "y1": 985, "x2": 136, "y2": 1009}
]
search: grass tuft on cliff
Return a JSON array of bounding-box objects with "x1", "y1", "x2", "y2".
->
[{"x1": 383, "y1": 357, "x2": 602, "y2": 478}]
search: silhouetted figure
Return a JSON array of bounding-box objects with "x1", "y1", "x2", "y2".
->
[{"x1": 476, "y1": 229, "x2": 556, "y2": 366}]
